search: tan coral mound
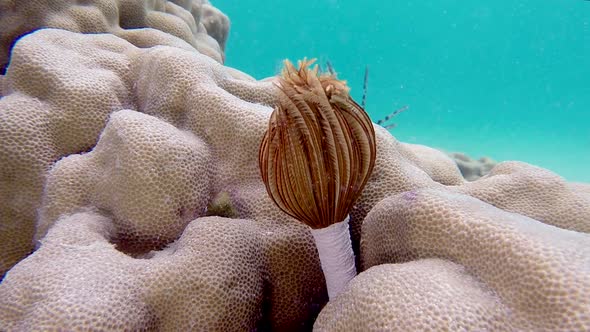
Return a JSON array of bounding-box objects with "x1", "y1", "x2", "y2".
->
[
  {"x1": 0, "y1": 28, "x2": 328, "y2": 330},
  {"x1": 0, "y1": 211, "x2": 326, "y2": 331},
  {"x1": 0, "y1": 212, "x2": 266, "y2": 331},
  {"x1": 400, "y1": 142, "x2": 464, "y2": 185},
  {"x1": 0, "y1": 28, "x2": 273, "y2": 277},
  {"x1": 0, "y1": 30, "x2": 136, "y2": 275},
  {"x1": 37, "y1": 109, "x2": 212, "y2": 253},
  {"x1": 316, "y1": 188, "x2": 589, "y2": 331},
  {"x1": 458, "y1": 161, "x2": 590, "y2": 233},
  {"x1": 349, "y1": 128, "x2": 590, "y2": 256},
  {"x1": 570, "y1": 182, "x2": 590, "y2": 195},
  {"x1": 0, "y1": 0, "x2": 229, "y2": 72},
  {"x1": 1, "y1": 23, "x2": 590, "y2": 331},
  {"x1": 315, "y1": 259, "x2": 513, "y2": 331}
]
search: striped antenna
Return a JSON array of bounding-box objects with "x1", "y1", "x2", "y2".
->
[
  {"x1": 362, "y1": 65, "x2": 368, "y2": 109},
  {"x1": 376, "y1": 105, "x2": 409, "y2": 125}
]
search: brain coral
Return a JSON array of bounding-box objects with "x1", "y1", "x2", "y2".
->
[{"x1": 0, "y1": 9, "x2": 589, "y2": 331}]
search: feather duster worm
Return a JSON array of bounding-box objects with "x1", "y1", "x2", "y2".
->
[{"x1": 259, "y1": 59, "x2": 376, "y2": 299}]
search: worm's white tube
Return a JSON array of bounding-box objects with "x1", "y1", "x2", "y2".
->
[{"x1": 310, "y1": 215, "x2": 356, "y2": 300}]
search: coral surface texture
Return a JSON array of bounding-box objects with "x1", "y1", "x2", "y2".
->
[{"x1": 0, "y1": 1, "x2": 589, "y2": 331}]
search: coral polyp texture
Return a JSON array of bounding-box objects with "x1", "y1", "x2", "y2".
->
[
  {"x1": 36, "y1": 110, "x2": 213, "y2": 253},
  {"x1": 345, "y1": 189, "x2": 589, "y2": 331},
  {"x1": 2, "y1": 212, "x2": 266, "y2": 331},
  {"x1": 0, "y1": 5, "x2": 589, "y2": 332},
  {"x1": 0, "y1": 0, "x2": 229, "y2": 73}
]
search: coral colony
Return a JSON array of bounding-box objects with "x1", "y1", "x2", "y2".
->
[{"x1": 0, "y1": 1, "x2": 589, "y2": 331}]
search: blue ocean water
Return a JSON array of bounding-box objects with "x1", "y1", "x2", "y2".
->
[{"x1": 216, "y1": 1, "x2": 590, "y2": 183}]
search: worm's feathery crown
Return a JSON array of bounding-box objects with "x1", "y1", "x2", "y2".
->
[{"x1": 259, "y1": 59, "x2": 376, "y2": 229}]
